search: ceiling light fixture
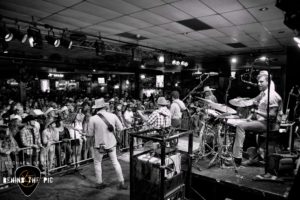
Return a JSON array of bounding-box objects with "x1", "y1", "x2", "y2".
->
[
  {"x1": 8, "y1": 26, "x2": 27, "y2": 43},
  {"x1": 231, "y1": 57, "x2": 237, "y2": 64},
  {"x1": 158, "y1": 55, "x2": 164, "y2": 63},
  {"x1": 0, "y1": 23, "x2": 13, "y2": 42},
  {"x1": 45, "y1": 30, "x2": 60, "y2": 47},
  {"x1": 293, "y1": 36, "x2": 300, "y2": 44},
  {"x1": 27, "y1": 27, "x2": 43, "y2": 48},
  {"x1": 259, "y1": 7, "x2": 269, "y2": 11}
]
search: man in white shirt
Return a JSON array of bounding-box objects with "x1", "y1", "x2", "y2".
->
[
  {"x1": 170, "y1": 91, "x2": 187, "y2": 128},
  {"x1": 87, "y1": 98, "x2": 127, "y2": 190},
  {"x1": 232, "y1": 71, "x2": 282, "y2": 166}
]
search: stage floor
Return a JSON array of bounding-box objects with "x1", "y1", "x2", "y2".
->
[{"x1": 0, "y1": 136, "x2": 296, "y2": 200}]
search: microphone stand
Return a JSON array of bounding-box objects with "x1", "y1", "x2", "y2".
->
[{"x1": 60, "y1": 111, "x2": 86, "y2": 179}]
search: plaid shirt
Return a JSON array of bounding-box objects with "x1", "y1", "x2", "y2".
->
[
  {"x1": 20, "y1": 126, "x2": 41, "y2": 155},
  {"x1": 147, "y1": 107, "x2": 171, "y2": 129}
]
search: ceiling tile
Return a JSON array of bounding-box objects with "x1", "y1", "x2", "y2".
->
[
  {"x1": 87, "y1": 0, "x2": 142, "y2": 14},
  {"x1": 123, "y1": 0, "x2": 166, "y2": 9},
  {"x1": 218, "y1": 26, "x2": 241, "y2": 36},
  {"x1": 149, "y1": 4, "x2": 192, "y2": 21},
  {"x1": 73, "y1": 2, "x2": 122, "y2": 19},
  {"x1": 143, "y1": 26, "x2": 175, "y2": 36},
  {"x1": 185, "y1": 32, "x2": 209, "y2": 40},
  {"x1": 262, "y1": 19, "x2": 289, "y2": 31},
  {"x1": 239, "y1": 0, "x2": 276, "y2": 8},
  {"x1": 88, "y1": 24, "x2": 123, "y2": 35},
  {"x1": 0, "y1": 8, "x2": 40, "y2": 23},
  {"x1": 222, "y1": 10, "x2": 257, "y2": 25},
  {"x1": 237, "y1": 23, "x2": 267, "y2": 34},
  {"x1": 59, "y1": 9, "x2": 106, "y2": 24},
  {"x1": 248, "y1": 4, "x2": 284, "y2": 22},
  {"x1": 168, "y1": 34, "x2": 194, "y2": 41},
  {"x1": 171, "y1": 0, "x2": 215, "y2": 17},
  {"x1": 98, "y1": 21, "x2": 136, "y2": 33},
  {"x1": 198, "y1": 15, "x2": 233, "y2": 28},
  {"x1": 42, "y1": 0, "x2": 82, "y2": 7},
  {"x1": 44, "y1": 15, "x2": 92, "y2": 28},
  {"x1": 113, "y1": 16, "x2": 153, "y2": 29},
  {"x1": 198, "y1": 29, "x2": 226, "y2": 37},
  {"x1": 214, "y1": 36, "x2": 238, "y2": 44},
  {"x1": 41, "y1": 19, "x2": 79, "y2": 30},
  {"x1": 270, "y1": 29, "x2": 294, "y2": 39},
  {"x1": 4, "y1": 0, "x2": 65, "y2": 13},
  {"x1": 201, "y1": 0, "x2": 243, "y2": 13},
  {"x1": 130, "y1": 10, "x2": 172, "y2": 25},
  {"x1": 160, "y1": 22, "x2": 194, "y2": 33},
  {"x1": 0, "y1": 2, "x2": 52, "y2": 18}
]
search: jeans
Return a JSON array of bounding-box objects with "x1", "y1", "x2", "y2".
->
[
  {"x1": 233, "y1": 120, "x2": 267, "y2": 159},
  {"x1": 94, "y1": 146, "x2": 124, "y2": 184}
]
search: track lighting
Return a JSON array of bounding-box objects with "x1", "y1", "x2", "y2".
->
[
  {"x1": 27, "y1": 27, "x2": 43, "y2": 48},
  {"x1": 8, "y1": 27, "x2": 27, "y2": 43},
  {"x1": 45, "y1": 30, "x2": 60, "y2": 47}
]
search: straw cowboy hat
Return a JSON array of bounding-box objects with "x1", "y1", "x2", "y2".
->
[
  {"x1": 157, "y1": 97, "x2": 169, "y2": 106},
  {"x1": 92, "y1": 98, "x2": 109, "y2": 109},
  {"x1": 203, "y1": 86, "x2": 215, "y2": 92},
  {"x1": 44, "y1": 107, "x2": 57, "y2": 115}
]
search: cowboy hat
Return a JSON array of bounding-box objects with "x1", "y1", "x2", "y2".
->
[
  {"x1": 44, "y1": 107, "x2": 57, "y2": 115},
  {"x1": 31, "y1": 109, "x2": 44, "y2": 116},
  {"x1": 92, "y1": 98, "x2": 109, "y2": 109},
  {"x1": 157, "y1": 97, "x2": 169, "y2": 106},
  {"x1": 203, "y1": 86, "x2": 215, "y2": 92},
  {"x1": 22, "y1": 115, "x2": 37, "y2": 123},
  {"x1": 44, "y1": 119, "x2": 56, "y2": 128},
  {"x1": 59, "y1": 106, "x2": 69, "y2": 113}
]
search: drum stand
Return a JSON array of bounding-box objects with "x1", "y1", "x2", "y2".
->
[{"x1": 207, "y1": 119, "x2": 238, "y2": 173}]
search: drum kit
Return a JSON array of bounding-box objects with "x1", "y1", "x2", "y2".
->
[{"x1": 194, "y1": 97, "x2": 253, "y2": 169}]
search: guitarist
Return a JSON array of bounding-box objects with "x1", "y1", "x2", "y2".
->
[{"x1": 232, "y1": 71, "x2": 282, "y2": 166}]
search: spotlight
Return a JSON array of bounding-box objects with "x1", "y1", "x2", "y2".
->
[
  {"x1": 1, "y1": 40, "x2": 8, "y2": 53},
  {"x1": 184, "y1": 62, "x2": 189, "y2": 67},
  {"x1": 45, "y1": 31, "x2": 60, "y2": 47},
  {"x1": 60, "y1": 37, "x2": 72, "y2": 49},
  {"x1": 176, "y1": 61, "x2": 180, "y2": 65},
  {"x1": 0, "y1": 24, "x2": 13, "y2": 42},
  {"x1": 158, "y1": 55, "x2": 164, "y2": 63},
  {"x1": 231, "y1": 57, "x2": 237, "y2": 64},
  {"x1": 181, "y1": 61, "x2": 185, "y2": 65},
  {"x1": 293, "y1": 36, "x2": 300, "y2": 44},
  {"x1": 27, "y1": 27, "x2": 43, "y2": 48},
  {"x1": 8, "y1": 27, "x2": 27, "y2": 43},
  {"x1": 259, "y1": 56, "x2": 267, "y2": 61}
]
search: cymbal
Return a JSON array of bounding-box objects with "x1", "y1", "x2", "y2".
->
[
  {"x1": 229, "y1": 97, "x2": 253, "y2": 107},
  {"x1": 212, "y1": 103, "x2": 237, "y2": 114},
  {"x1": 217, "y1": 113, "x2": 239, "y2": 119},
  {"x1": 195, "y1": 97, "x2": 213, "y2": 104}
]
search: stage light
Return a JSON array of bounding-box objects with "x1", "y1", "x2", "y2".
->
[
  {"x1": 231, "y1": 57, "x2": 237, "y2": 64},
  {"x1": 259, "y1": 56, "x2": 267, "y2": 61},
  {"x1": 27, "y1": 27, "x2": 43, "y2": 48},
  {"x1": 172, "y1": 60, "x2": 176, "y2": 65},
  {"x1": 158, "y1": 55, "x2": 164, "y2": 63},
  {"x1": 140, "y1": 74, "x2": 145, "y2": 79},
  {"x1": 176, "y1": 61, "x2": 180, "y2": 65},
  {"x1": 60, "y1": 37, "x2": 72, "y2": 49},
  {"x1": 45, "y1": 31, "x2": 60, "y2": 47},
  {"x1": 1, "y1": 40, "x2": 8, "y2": 53},
  {"x1": 0, "y1": 24, "x2": 13, "y2": 42},
  {"x1": 184, "y1": 62, "x2": 189, "y2": 67},
  {"x1": 8, "y1": 27, "x2": 27, "y2": 43},
  {"x1": 181, "y1": 61, "x2": 185, "y2": 65},
  {"x1": 293, "y1": 36, "x2": 300, "y2": 44}
]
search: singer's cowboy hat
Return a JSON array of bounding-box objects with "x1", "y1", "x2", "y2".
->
[
  {"x1": 157, "y1": 97, "x2": 169, "y2": 106},
  {"x1": 92, "y1": 98, "x2": 109, "y2": 109},
  {"x1": 203, "y1": 86, "x2": 215, "y2": 92}
]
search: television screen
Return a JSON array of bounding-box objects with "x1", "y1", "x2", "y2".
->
[{"x1": 156, "y1": 75, "x2": 164, "y2": 88}]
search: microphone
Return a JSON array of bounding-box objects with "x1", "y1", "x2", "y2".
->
[
  {"x1": 242, "y1": 80, "x2": 258, "y2": 87},
  {"x1": 205, "y1": 72, "x2": 219, "y2": 76}
]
